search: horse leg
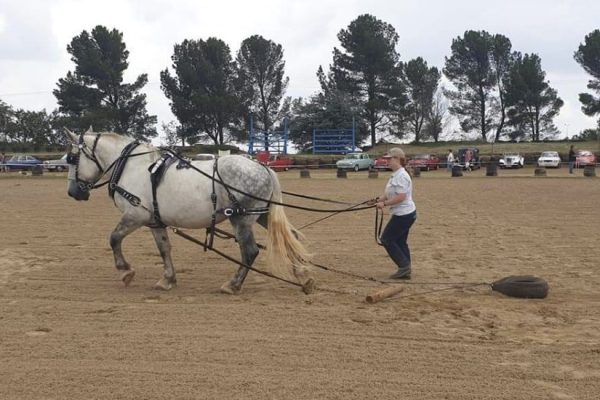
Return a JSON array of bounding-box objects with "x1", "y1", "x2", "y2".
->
[
  {"x1": 221, "y1": 218, "x2": 259, "y2": 295},
  {"x1": 110, "y1": 217, "x2": 142, "y2": 286},
  {"x1": 150, "y1": 227, "x2": 177, "y2": 291}
]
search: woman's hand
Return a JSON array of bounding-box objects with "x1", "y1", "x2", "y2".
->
[{"x1": 367, "y1": 196, "x2": 380, "y2": 206}]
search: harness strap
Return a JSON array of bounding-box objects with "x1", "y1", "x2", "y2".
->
[
  {"x1": 108, "y1": 141, "x2": 141, "y2": 199},
  {"x1": 217, "y1": 207, "x2": 270, "y2": 217},
  {"x1": 215, "y1": 159, "x2": 240, "y2": 207},
  {"x1": 147, "y1": 152, "x2": 175, "y2": 228},
  {"x1": 206, "y1": 159, "x2": 219, "y2": 251},
  {"x1": 111, "y1": 185, "x2": 141, "y2": 207}
]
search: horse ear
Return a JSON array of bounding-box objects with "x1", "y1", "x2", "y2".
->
[
  {"x1": 64, "y1": 128, "x2": 78, "y2": 144},
  {"x1": 86, "y1": 126, "x2": 93, "y2": 134}
]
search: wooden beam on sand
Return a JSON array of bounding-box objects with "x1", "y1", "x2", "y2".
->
[{"x1": 365, "y1": 285, "x2": 404, "y2": 304}]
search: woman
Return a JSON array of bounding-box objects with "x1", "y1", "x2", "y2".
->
[
  {"x1": 568, "y1": 145, "x2": 576, "y2": 174},
  {"x1": 374, "y1": 147, "x2": 417, "y2": 279}
]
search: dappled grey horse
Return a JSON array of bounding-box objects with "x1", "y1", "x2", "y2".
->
[{"x1": 64, "y1": 129, "x2": 313, "y2": 294}]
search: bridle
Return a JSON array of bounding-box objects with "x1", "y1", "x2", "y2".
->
[
  {"x1": 67, "y1": 132, "x2": 158, "y2": 195},
  {"x1": 67, "y1": 132, "x2": 109, "y2": 192}
]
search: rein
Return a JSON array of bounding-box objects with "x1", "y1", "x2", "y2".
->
[{"x1": 167, "y1": 152, "x2": 376, "y2": 214}]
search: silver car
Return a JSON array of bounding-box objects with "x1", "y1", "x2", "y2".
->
[
  {"x1": 336, "y1": 153, "x2": 373, "y2": 172},
  {"x1": 44, "y1": 154, "x2": 69, "y2": 172}
]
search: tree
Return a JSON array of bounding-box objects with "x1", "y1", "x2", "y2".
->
[
  {"x1": 490, "y1": 34, "x2": 516, "y2": 142},
  {"x1": 53, "y1": 25, "x2": 157, "y2": 140},
  {"x1": 288, "y1": 67, "x2": 368, "y2": 151},
  {"x1": 444, "y1": 30, "x2": 498, "y2": 142},
  {"x1": 161, "y1": 37, "x2": 241, "y2": 145},
  {"x1": 574, "y1": 29, "x2": 600, "y2": 123},
  {"x1": 504, "y1": 53, "x2": 563, "y2": 141},
  {"x1": 572, "y1": 126, "x2": 600, "y2": 141},
  {"x1": 235, "y1": 35, "x2": 289, "y2": 148},
  {"x1": 4, "y1": 109, "x2": 56, "y2": 148},
  {"x1": 423, "y1": 88, "x2": 450, "y2": 142},
  {"x1": 329, "y1": 14, "x2": 404, "y2": 147},
  {"x1": 0, "y1": 100, "x2": 13, "y2": 140},
  {"x1": 161, "y1": 121, "x2": 186, "y2": 147},
  {"x1": 399, "y1": 57, "x2": 440, "y2": 143}
]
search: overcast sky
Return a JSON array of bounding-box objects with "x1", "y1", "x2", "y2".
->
[{"x1": 1, "y1": 0, "x2": 599, "y2": 142}]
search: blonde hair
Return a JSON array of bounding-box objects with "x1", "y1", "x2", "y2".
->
[{"x1": 388, "y1": 147, "x2": 407, "y2": 167}]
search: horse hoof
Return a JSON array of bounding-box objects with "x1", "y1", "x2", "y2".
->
[
  {"x1": 121, "y1": 270, "x2": 136, "y2": 287},
  {"x1": 153, "y1": 278, "x2": 174, "y2": 291},
  {"x1": 302, "y1": 278, "x2": 316, "y2": 295},
  {"x1": 220, "y1": 282, "x2": 240, "y2": 295}
]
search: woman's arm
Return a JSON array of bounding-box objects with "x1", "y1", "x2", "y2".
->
[{"x1": 376, "y1": 193, "x2": 407, "y2": 209}]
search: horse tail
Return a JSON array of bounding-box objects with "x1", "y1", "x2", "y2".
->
[{"x1": 265, "y1": 168, "x2": 312, "y2": 280}]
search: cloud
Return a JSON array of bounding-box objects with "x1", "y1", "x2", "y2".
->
[
  {"x1": 1, "y1": 0, "x2": 599, "y2": 139},
  {"x1": 0, "y1": 1, "x2": 61, "y2": 61}
]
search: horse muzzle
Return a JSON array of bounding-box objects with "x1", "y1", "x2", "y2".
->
[{"x1": 68, "y1": 180, "x2": 90, "y2": 201}]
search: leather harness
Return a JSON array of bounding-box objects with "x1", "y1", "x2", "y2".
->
[{"x1": 107, "y1": 145, "x2": 270, "y2": 231}]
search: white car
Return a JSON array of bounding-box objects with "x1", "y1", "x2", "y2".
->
[
  {"x1": 537, "y1": 151, "x2": 561, "y2": 168},
  {"x1": 499, "y1": 153, "x2": 524, "y2": 169}
]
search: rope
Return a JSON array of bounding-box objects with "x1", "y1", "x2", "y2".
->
[
  {"x1": 297, "y1": 200, "x2": 372, "y2": 230},
  {"x1": 204, "y1": 223, "x2": 488, "y2": 288},
  {"x1": 171, "y1": 228, "x2": 303, "y2": 288},
  {"x1": 282, "y1": 190, "x2": 352, "y2": 205},
  {"x1": 166, "y1": 151, "x2": 375, "y2": 214},
  {"x1": 387, "y1": 283, "x2": 490, "y2": 300}
]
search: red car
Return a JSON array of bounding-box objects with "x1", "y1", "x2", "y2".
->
[
  {"x1": 373, "y1": 154, "x2": 392, "y2": 170},
  {"x1": 575, "y1": 150, "x2": 597, "y2": 167},
  {"x1": 267, "y1": 154, "x2": 294, "y2": 172},
  {"x1": 408, "y1": 154, "x2": 440, "y2": 171}
]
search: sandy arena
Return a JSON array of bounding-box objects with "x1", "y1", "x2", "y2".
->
[{"x1": 1, "y1": 167, "x2": 599, "y2": 399}]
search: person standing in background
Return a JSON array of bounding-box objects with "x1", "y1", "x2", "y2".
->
[
  {"x1": 464, "y1": 149, "x2": 472, "y2": 171},
  {"x1": 447, "y1": 149, "x2": 455, "y2": 171},
  {"x1": 0, "y1": 152, "x2": 7, "y2": 172},
  {"x1": 568, "y1": 145, "x2": 576, "y2": 174}
]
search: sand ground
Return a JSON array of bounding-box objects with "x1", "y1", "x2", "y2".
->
[{"x1": 1, "y1": 167, "x2": 599, "y2": 399}]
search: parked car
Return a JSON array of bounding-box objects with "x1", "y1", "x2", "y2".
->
[
  {"x1": 499, "y1": 152, "x2": 524, "y2": 169},
  {"x1": 373, "y1": 154, "x2": 392, "y2": 170},
  {"x1": 1, "y1": 154, "x2": 43, "y2": 171},
  {"x1": 537, "y1": 151, "x2": 561, "y2": 168},
  {"x1": 408, "y1": 154, "x2": 440, "y2": 171},
  {"x1": 457, "y1": 148, "x2": 481, "y2": 170},
  {"x1": 336, "y1": 153, "x2": 373, "y2": 171},
  {"x1": 44, "y1": 154, "x2": 69, "y2": 172},
  {"x1": 255, "y1": 150, "x2": 271, "y2": 164},
  {"x1": 340, "y1": 146, "x2": 363, "y2": 154},
  {"x1": 575, "y1": 150, "x2": 597, "y2": 167},
  {"x1": 267, "y1": 154, "x2": 294, "y2": 172}
]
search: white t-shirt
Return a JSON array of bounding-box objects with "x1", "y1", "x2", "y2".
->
[
  {"x1": 447, "y1": 153, "x2": 455, "y2": 163},
  {"x1": 385, "y1": 167, "x2": 416, "y2": 216}
]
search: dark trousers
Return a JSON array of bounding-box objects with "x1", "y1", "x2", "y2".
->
[{"x1": 380, "y1": 211, "x2": 416, "y2": 270}]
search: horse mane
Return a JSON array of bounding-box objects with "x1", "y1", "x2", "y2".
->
[{"x1": 87, "y1": 131, "x2": 155, "y2": 149}]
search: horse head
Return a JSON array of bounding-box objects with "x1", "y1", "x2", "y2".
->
[{"x1": 64, "y1": 128, "x2": 105, "y2": 201}]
